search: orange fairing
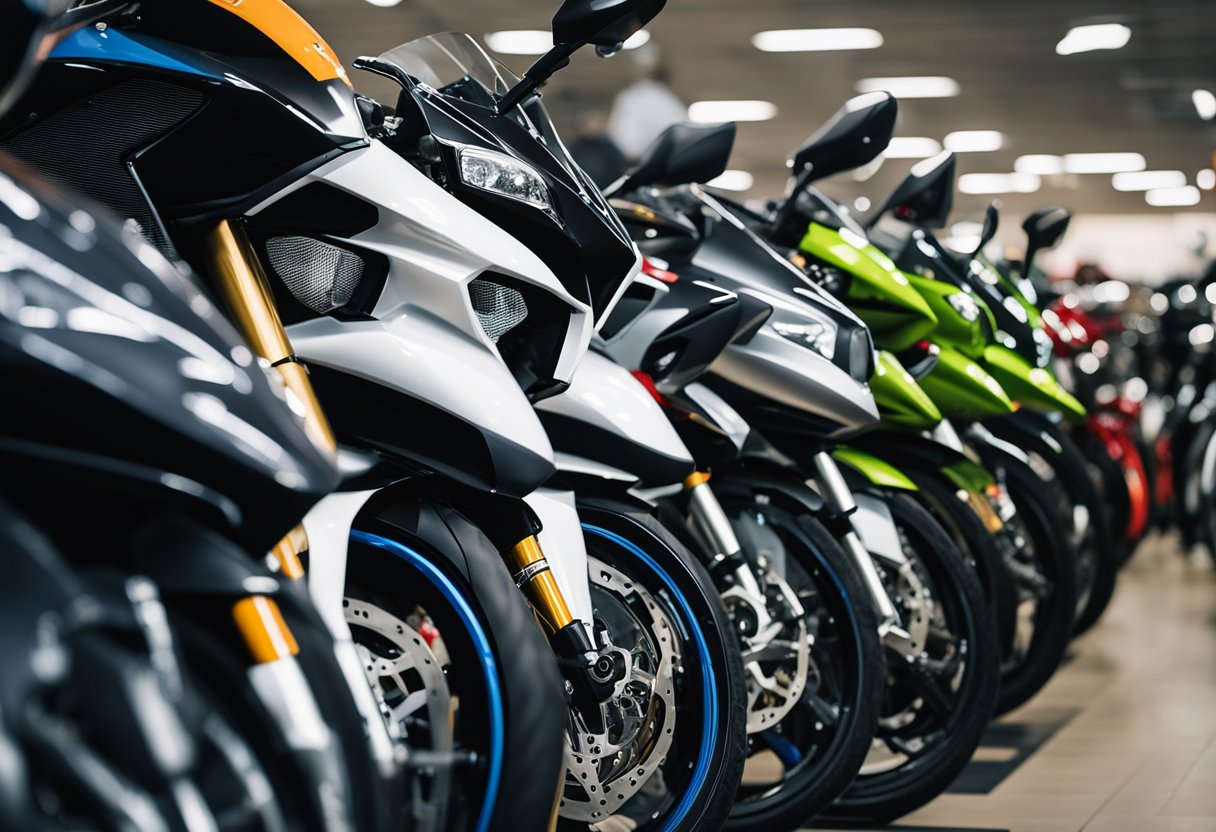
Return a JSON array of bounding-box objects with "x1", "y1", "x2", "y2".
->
[{"x1": 206, "y1": 0, "x2": 351, "y2": 87}]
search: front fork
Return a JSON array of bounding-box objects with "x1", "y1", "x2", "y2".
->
[
  {"x1": 202, "y1": 221, "x2": 401, "y2": 786},
  {"x1": 810, "y1": 452, "x2": 905, "y2": 636}
]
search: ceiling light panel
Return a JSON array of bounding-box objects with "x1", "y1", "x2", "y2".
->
[
  {"x1": 884, "y1": 137, "x2": 943, "y2": 158},
  {"x1": 1015, "y1": 155, "x2": 1065, "y2": 175},
  {"x1": 753, "y1": 28, "x2": 884, "y2": 52},
  {"x1": 1055, "y1": 23, "x2": 1131, "y2": 56},
  {"x1": 1193, "y1": 89, "x2": 1216, "y2": 120},
  {"x1": 484, "y1": 30, "x2": 551, "y2": 55},
  {"x1": 855, "y1": 76, "x2": 960, "y2": 98},
  {"x1": 944, "y1": 131, "x2": 1004, "y2": 152},
  {"x1": 958, "y1": 173, "x2": 1042, "y2": 194},
  {"x1": 706, "y1": 170, "x2": 755, "y2": 191},
  {"x1": 688, "y1": 100, "x2": 778, "y2": 122},
  {"x1": 1145, "y1": 186, "x2": 1201, "y2": 207},
  {"x1": 1111, "y1": 170, "x2": 1186, "y2": 191},
  {"x1": 1063, "y1": 152, "x2": 1146, "y2": 174}
]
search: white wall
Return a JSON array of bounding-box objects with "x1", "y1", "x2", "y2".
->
[{"x1": 1025, "y1": 214, "x2": 1216, "y2": 285}]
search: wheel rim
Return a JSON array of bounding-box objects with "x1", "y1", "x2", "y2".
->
[
  {"x1": 861, "y1": 524, "x2": 970, "y2": 776},
  {"x1": 729, "y1": 505, "x2": 862, "y2": 808},
  {"x1": 564, "y1": 524, "x2": 720, "y2": 832}
]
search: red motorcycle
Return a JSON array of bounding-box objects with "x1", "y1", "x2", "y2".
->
[{"x1": 1045, "y1": 295, "x2": 1153, "y2": 562}]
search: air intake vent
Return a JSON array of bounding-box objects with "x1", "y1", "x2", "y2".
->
[
  {"x1": 265, "y1": 236, "x2": 365, "y2": 314},
  {"x1": 470, "y1": 278, "x2": 528, "y2": 342}
]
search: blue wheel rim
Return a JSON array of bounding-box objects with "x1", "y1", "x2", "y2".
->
[
  {"x1": 582, "y1": 523, "x2": 718, "y2": 832},
  {"x1": 350, "y1": 530, "x2": 504, "y2": 832}
]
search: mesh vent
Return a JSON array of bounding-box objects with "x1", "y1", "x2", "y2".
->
[
  {"x1": 470, "y1": 278, "x2": 528, "y2": 342},
  {"x1": 265, "y1": 236, "x2": 365, "y2": 314},
  {"x1": 3, "y1": 79, "x2": 206, "y2": 257}
]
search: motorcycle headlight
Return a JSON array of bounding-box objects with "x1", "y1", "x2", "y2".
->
[
  {"x1": 458, "y1": 147, "x2": 553, "y2": 213},
  {"x1": 773, "y1": 318, "x2": 837, "y2": 360},
  {"x1": 947, "y1": 291, "x2": 981, "y2": 322}
]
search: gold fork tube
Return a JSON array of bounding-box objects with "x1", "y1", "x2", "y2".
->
[
  {"x1": 504, "y1": 535, "x2": 574, "y2": 634},
  {"x1": 202, "y1": 220, "x2": 336, "y2": 453}
]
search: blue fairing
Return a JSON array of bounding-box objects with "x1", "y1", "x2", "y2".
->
[{"x1": 51, "y1": 27, "x2": 222, "y2": 80}]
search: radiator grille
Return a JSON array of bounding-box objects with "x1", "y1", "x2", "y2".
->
[
  {"x1": 265, "y1": 235, "x2": 365, "y2": 314},
  {"x1": 2, "y1": 79, "x2": 206, "y2": 257},
  {"x1": 470, "y1": 278, "x2": 528, "y2": 342}
]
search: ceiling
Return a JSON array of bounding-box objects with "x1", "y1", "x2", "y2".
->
[{"x1": 292, "y1": 0, "x2": 1216, "y2": 225}]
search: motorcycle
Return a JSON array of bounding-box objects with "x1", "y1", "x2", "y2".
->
[
  {"x1": 0, "y1": 13, "x2": 385, "y2": 828},
  {"x1": 604, "y1": 115, "x2": 999, "y2": 825}
]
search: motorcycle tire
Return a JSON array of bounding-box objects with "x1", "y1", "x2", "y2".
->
[
  {"x1": 347, "y1": 498, "x2": 567, "y2": 832},
  {"x1": 913, "y1": 474, "x2": 1018, "y2": 651},
  {"x1": 716, "y1": 491, "x2": 885, "y2": 832},
  {"x1": 992, "y1": 458, "x2": 1077, "y2": 716},
  {"x1": 560, "y1": 505, "x2": 748, "y2": 832},
  {"x1": 825, "y1": 493, "x2": 998, "y2": 826}
]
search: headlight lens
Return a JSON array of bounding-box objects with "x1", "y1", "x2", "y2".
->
[
  {"x1": 773, "y1": 318, "x2": 837, "y2": 360},
  {"x1": 458, "y1": 147, "x2": 552, "y2": 212},
  {"x1": 947, "y1": 291, "x2": 981, "y2": 322}
]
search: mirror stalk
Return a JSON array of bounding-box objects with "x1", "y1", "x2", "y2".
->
[
  {"x1": 769, "y1": 164, "x2": 816, "y2": 241},
  {"x1": 497, "y1": 43, "x2": 578, "y2": 115}
]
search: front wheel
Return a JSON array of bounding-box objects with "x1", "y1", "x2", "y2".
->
[
  {"x1": 828, "y1": 493, "x2": 999, "y2": 825},
  {"x1": 558, "y1": 507, "x2": 747, "y2": 832},
  {"x1": 345, "y1": 500, "x2": 567, "y2": 832}
]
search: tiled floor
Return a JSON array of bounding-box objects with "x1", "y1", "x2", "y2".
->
[{"x1": 811, "y1": 532, "x2": 1216, "y2": 832}]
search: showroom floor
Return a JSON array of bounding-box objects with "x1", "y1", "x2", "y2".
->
[{"x1": 814, "y1": 532, "x2": 1216, "y2": 832}]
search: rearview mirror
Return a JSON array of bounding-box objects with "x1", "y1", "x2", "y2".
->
[
  {"x1": 971, "y1": 201, "x2": 1000, "y2": 259},
  {"x1": 1022, "y1": 206, "x2": 1070, "y2": 272},
  {"x1": 552, "y1": 0, "x2": 666, "y2": 48},
  {"x1": 789, "y1": 92, "x2": 898, "y2": 181},
  {"x1": 604, "y1": 121, "x2": 737, "y2": 197},
  {"x1": 869, "y1": 151, "x2": 956, "y2": 229},
  {"x1": 499, "y1": 0, "x2": 667, "y2": 114}
]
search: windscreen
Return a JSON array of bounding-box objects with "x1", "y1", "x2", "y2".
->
[{"x1": 378, "y1": 32, "x2": 517, "y2": 107}]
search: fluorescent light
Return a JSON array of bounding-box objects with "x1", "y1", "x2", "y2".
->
[
  {"x1": 364, "y1": 0, "x2": 403, "y2": 5},
  {"x1": 1193, "y1": 89, "x2": 1216, "y2": 120},
  {"x1": 1145, "y1": 186, "x2": 1200, "y2": 207},
  {"x1": 1063, "y1": 152, "x2": 1145, "y2": 174},
  {"x1": 623, "y1": 30, "x2": 652, "y2": 49},
  {"x1": 688, "y1": 99, "x2": 777, "y2": 122},
  {"x1": 752, "y1": 28, "x2": 883, "y2": 52},
  {"x1": 1015, "y1": 155, "x2": 1065, "y2": 175},
  {"x1": 485, "y1": 30, "x2": 551, "y2": 55},
  {"x1": 884, "y1": 137, "x2": 942, "y2": 158},
  {"x1": 1198, "y1": 169, "x2": 1216, "y2": 191},
  {"x1": 944, "y1": 130, "x2": 1004, "y2": 153},
  {"x1": 855, "y1": 76, "x2": 959, "y2": 98},
  {"x1": 706, "y1": 170, "x2": 754, "y2": 191},
  {"x1": 1055, "y1": 23, "x2": 1131, "y2": 56},
  {"x1": 1111, "y1": 170, "x2": 1186, "y2": 191},
  {"x1": 486, "y1": 28, "x2": 650, "y2": 54},
  {"x1": 958, "y1": 172, "x2": 1041, "y2": 194}
]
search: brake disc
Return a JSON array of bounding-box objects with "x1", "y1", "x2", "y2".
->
[
  {"x1": 346, "y1": 598, "x2": 453, "y2": 831},
  {"x1": 727, "y1": 569, "x2": 810, "y2": 733},
  {"x1": 560, "y1": 557, "x2": 679, "y2": 823},
  {"x1": 727, "y1": 512, "x2": 813, "y2": 733}
]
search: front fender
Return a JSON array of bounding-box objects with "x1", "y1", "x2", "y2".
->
[
  {"x1": 833, "y1": 446, "x2": 919, "y2": 491},
  {"x1": 921, "y1": 344, "x2": 1016, "y2": 421},
  {"x1": 871, "y1": 350, "x2": 942, "y2": 430},
  {"x1": 982, "y1": 344, "x2": 1087, "y2": 421}
]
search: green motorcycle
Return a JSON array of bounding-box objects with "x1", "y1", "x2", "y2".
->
[{"x1": 758, "y1": 125, "x2": 1084, "y2": 717}]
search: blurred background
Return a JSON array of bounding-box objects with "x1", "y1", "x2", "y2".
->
[{"x1": 293, "y1": 0, "x2": 1216, "y2": 282}]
